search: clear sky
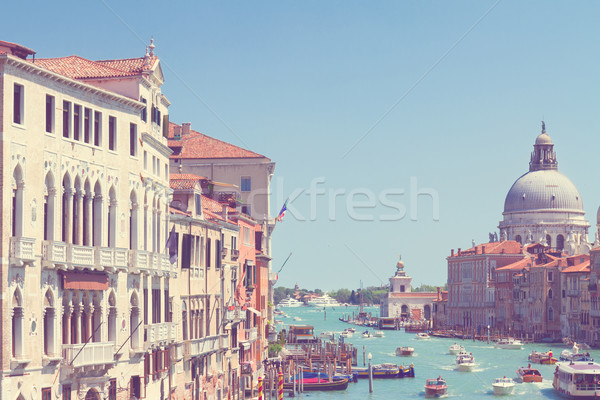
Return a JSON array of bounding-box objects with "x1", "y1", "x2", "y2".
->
[{"x1": 5, "y1": 1, "x2": 600, "y2": 291}]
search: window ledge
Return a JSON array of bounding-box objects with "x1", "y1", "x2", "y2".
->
[
  {"x1": 10, "y1": 357, "x2": 31, "y2": 369},
  {"x1": 11, "y1": 123, "x2": 27, "y2": 131}
]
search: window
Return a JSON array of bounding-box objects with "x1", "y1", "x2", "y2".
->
[
  {"x1": 140, "y1": 97, "x2": 147, "y2": 122},
  {"x1": 548, "y1": 271, "x2": 553, "y2": 282},
  {"x1": 181, "y1": 234, "x2": 191, "y2": 269},
  {"x1": 243, "y1": 226, "x2": 251, "y2": 246},
  {"x1": 152, "y1": 156, "x2": 156, "y2": 175},
  {"x1": 195, "y1": 194, "x2": 202, "y2": 215},
  {"x1": 62, "y1": 384, "x2": 71, "y2": 400},
  {"x1": 108, "y1": 116, "x2": 117, "y2": 151},
  {"x1": 73, "y1": 104, "x2": 81, "y2": 141},
  {"x1": 130, "y1": 123, "x2": 137, "y2": 156},
  {"x1": 207, "y1": 238, "x2": 212, "y2": 268},
  {"x1": 84, "y1": 108, "x2": 92, "y2": 143},
  {"x1": 152, "y1": 288, "x2": 161, "y2": 324},
  {"x1": 13, "y1": 83, "x2": 24, "y2": 124},
  {"x1": 42, "y1": 387, "x2": 51, "y2": 400},
  {"x1": 108, "y1": 379, "x2": 116, "y2": 400},
  {"x1": 62, "y1": 101, "x2": 71, "y2": 138},
  {"x1": 46, "y1": 95, "x2": 55, "y2": 133},
  {"x1": 241, "y1": 177, "x2": 251, "y2": 192},
  {"x1": 144, "y1": 151, "x2": 148, "y2": 170},
  {"x1": 94, "y1": 111, "x2": 102, "y2": 146}
]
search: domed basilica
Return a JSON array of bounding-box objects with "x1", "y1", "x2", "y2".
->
[{"x1": 498, "y1": 122, "x2": 591, "y2": 255}]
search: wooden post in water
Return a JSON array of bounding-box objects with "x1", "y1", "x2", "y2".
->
[
  {"x1": 363, "y1": 346, "x2": 366, "y2": 366},
  {"x1": 368, "y1": 352, "x2": 373, "y2": 393}
]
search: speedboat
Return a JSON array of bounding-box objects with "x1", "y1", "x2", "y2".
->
[
  {"x1": 396, "y1": 346, "x2": 415, "y2": 357},
  {"x1": 345, "y1": 327, "x2": 356, "y2": 333},
  {"x1": 340, "y1": 329, "x2": 353, "y2": 338},
  {"x1": 553, "y1": 361, "x2": 600, "y2": 397},
  {"x1": 278, "y1": 297, "x2": 303, "y2": 307},
  {"x1": 516, "y1": 366, "x2": 542, "y2": 383},
  {"x1": 374, "y1": 330, "x2": 385, "y2": 338},
  {"x1": 319, "y1": 331, "x2": 334, "y2": 340},
  {"x1": 448, "y1": 343, "x2": 465, "y2": 355},
  {"x1": 273, "y1": 308, "x2": 284, "y2": 315},
  {"x1": 424, "y1": 377, "x2": 448, "y2": 397},
  {"x1": 416, "y1": 332, "x2": 430, "y2": 340},
  {"x1": 529, "y1": 350, "x2": 557, "y2": 365},
  {"x1": 494, "y1": 338, "x2": 523, "y2": 350},
  {"x1": 362, "y1": 331, "x2": 372, "y2": 338},
  {"x1": 455, "y1": 354, "x2": 476, "y2": 372},
  {"x1": 492, "y1": 376, "x2": 515, "y2": 395}
]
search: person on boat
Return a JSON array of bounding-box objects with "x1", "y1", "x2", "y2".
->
[{"x1": 549, "y1": 350, "x2": 553, "y2": 357}]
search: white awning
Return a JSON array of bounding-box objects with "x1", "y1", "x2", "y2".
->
[
  {"x1": 240, "y1": 342, "x2": 251, "y2": 350},
  {"x1": 246, "y1": 307, "x2": 261, "y2": 316}
]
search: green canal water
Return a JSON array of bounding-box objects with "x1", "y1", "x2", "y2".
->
[{"x1": 275, "y1": 306, "x2": 589, "y2": 399}]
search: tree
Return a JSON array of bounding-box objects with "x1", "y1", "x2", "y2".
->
[{"x1": 350, "y1": 290, "x2": 356, "y2": 304}]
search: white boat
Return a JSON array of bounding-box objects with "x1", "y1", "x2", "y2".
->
[
  {"x1": 374, "y1": 330, "x2": 385, "y2": 338},
  {"x1": 278, "y1": 297, "x2": 303, "y2": 307},
  {"x1": 318, "y1": 331, "x2": 334, "y2": 340},
  {"x1": 494, "y1": 338, "x2": 523, "y2": 350},
  {"x1": 455, "y1": 354, "x2": 476, "y2": 372},
  {"x1": 293, "y1": 316, "x2": 302, "y2": 321},
  {"x1": 307, "y1": 294, "x2": 341, "y2": 308},
  {"x1": 449, "y1": 343, "x2": 465, "y2": 355},
  {"x1": 362, "y1": 331, "x2": 372, "y2": 338},
  {"x1": 396, "y1": 346, "x2": 415, "y2": 357},
  {"x1": 340, "y1": 330, "x2": 353, "y2": 338},
  {"x1": 416, "y1": 332, "x2": 430, "y2": 340},
  {"x1": 492, "y1": 377, "x2": 515, "y2": 395},
  {"x1": 553, "y1": 361, "x2": 600, "y2": 397}
]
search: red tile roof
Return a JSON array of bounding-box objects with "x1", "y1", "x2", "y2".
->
[
  {"x1": 169, "y1": 173, "x2": 206, "y2": 190},
  {"x1": 496, "y1": 258, "x2": 533, "y2": 271},
  {"x1": 562, "y1": 260, "x2": 590, "y2": 274},
  {"x1": 451, "y1": 241, "x2": 522, "y2": 257},
  {"x1": 168, "y1": 122, "x2": 265, "y2": 159},
  {"x1": 31, "y1": 55, "x2": 157, "y2": 80},
  {"x1": 389, "y1": 292, "x2": 438, "y2": 298},
  {"x1": 169, "y1": 206, "x2": 190, "y2": 216},
  {"x1": 202, "y1": 195, "x2": 237, "y2": 215}
]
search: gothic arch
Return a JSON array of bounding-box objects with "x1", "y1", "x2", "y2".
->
[
  {"x1": 44, "y1": 171, "x2": 56, "y2": 241},
  {"x1": 108, "y1": 185, "x2": 117, "y2": 247},
  {"x1": 12, "y1": 164, "x2": 25, "y2": 237}
]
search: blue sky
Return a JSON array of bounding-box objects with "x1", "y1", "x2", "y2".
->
[{"x1": 5, "y1": 1, "x2": 600, "y2": 290}]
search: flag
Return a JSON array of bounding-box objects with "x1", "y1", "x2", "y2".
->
[
  {"x1": 165, "y1": 225, "x2": 178, "y2": 264},
  {"x1": 276, "y1": 199, "x2": 288, "y2": 222}
]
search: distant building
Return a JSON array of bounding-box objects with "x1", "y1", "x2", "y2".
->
[{"x1": 380, "y1": 258, "x2": 437, "y2": 321}]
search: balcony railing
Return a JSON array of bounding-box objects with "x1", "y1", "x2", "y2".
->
[
  {"x1": 10, "y1": 237, "x2": 36, "y2": 266},
  {"x1": 145, "y1": 322, "x2": 176, "y2": 345},
  {"x1": 567, "y1": 289, "x2": 580, "y2": 297},
  {"x1": 231, "y1": 249, "x2": 240, "y2": 261},
  {"x1": 221, "y1": 247, "x2": 228, "y2": 259},
  {"x1": 184, "y1": 336, "x2": 220, "y2": 358},
  {"x1": 96, "y1": 247, "x2": 128, "y2": 271},
  {"x1": 42, "y1": 240, "x2": 68, "y2": 269},
  {"x1": 62, "y1": 342, "x2": 115, "y2": 368},
  {"x1": 129, "y1": 250, "x2": 174, "y2": 277}
]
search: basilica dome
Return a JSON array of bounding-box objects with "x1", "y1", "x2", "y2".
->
[{"x1": 504, "y1": 170, "x2": 584, "y2": 213}]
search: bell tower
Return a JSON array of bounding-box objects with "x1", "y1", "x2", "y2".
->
[
  {"x1": 389, "y1": 256, "x2": 412, "y2": 293},
  {"x1": 529, "y1": 121, "x2": 558, "y2": 171}
]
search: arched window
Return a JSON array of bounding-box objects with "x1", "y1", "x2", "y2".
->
[
  {"x1": 12, "y1": 165, "x2": 24, "y2": 237},
  {"x1": 93, "y1": 181, "x2": 103, "y2": 246},
  {"x1": 130, "y1": 292, "x2": 141, "y2": 350},
  {"x1": 73, "y1": 177, "x2": 82, "y2": 245},
  {"x1": 548, "y1": 289, "x2": 553, "y2": 299},
  {"x1": 424, "y1": 305, "x2": 431, "y2": 320},
  {"x1": 108, "y1": 291, "x2": 117, "y2": 343},
  {"x1": 401, "y1": 304, "x2": 409, "y2": 318},
  {"x1": 129, "y1": 191, "x2": 138, "y2": 250},
  {"x1": 182, "y1": 301, "x2": 188, "y2": 341},
  {"x1": 515, "y1": 235, "x2": 522, "y2": 244},
  {"x1": 108, "y1": 186, "x2": 117, "y2": 247},
  {"x1": 44, "y1": 173, "x2": 56, "y2": 241},
  {"x1": 12, "y1": 289, "x2": 24, "y2": 358},
  {"x1": 43, "y1": 289, "x2": 56, "y2": 356},
  {"x1": 83, "y1": 180, "x2": 92, "y2": 246},
  {"x1": 557, "y1": 235, "x2": 565, "y2": 250},
  {"x1": 62, "y1": 174, "x2": 72, "y2": 242},
  {"x1": 546, "y1": 235, "x2": 552, "y2": 248},
  {"x1": 548, "y1": 307, "x2": 554, "y2": 321}
]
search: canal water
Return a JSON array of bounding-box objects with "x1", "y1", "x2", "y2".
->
[{"x1": 275, "y1": 305, "x2": 591, "y2": 399}]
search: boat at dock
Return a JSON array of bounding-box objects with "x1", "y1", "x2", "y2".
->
[
  {"x1": 553, "y1": 361, "x2": 600, "y2": 398},
  {"x1": 354, "y1": 363, "x2": 415, "y2": 379},
  {"x1": 424, "y1": 377, "x2": 448, "y2": 397},
  {"x1": 494, "y1": 338, "x2": 524, "y2": 350},
  {"x1": 529, "y1": 350, "x2": 557, "y2": 365},
  {"x1": 492, "y1": 377, "x2": 515, "y2": 395},
  {"x1": 516, "y1": 366, "x2": 542, "y2": 383},
  {"x1": 396, "y1": 346, "x2": 415, "y2": 357},
  {"x1": 284, "y1": 376, "x2": 349, "y2": 391},
  {"x1": 448, "y1": 343, "x2": 465, "y2": 355}
]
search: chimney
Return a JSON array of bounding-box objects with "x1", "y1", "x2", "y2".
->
[
  {"x1": 458, "y1": 248, "x2": 461, "y2": 256},
  {"x1": 222, "y1": 204, "x2": 228, "y2": 222},
  {"x1": 451, "y1": 249, "x2": 454, "y2": 257},
  {"x1": 174, "y1": 125, "x2": 182, "y2": 140},
  {"x1": 482, "y1": 246, "x2": 486, "y2": 254},
  {"x1": 182, "y1": 122, "x2": 191, "y2": 136}
]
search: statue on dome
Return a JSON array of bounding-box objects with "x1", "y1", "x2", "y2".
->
[
  {"x1": 542, "y1": 120, "x2": 546, "y2": 133},
  {"x1": 594, "y1": 231, "x2": 600, "y2": 247},
  {"x1": 500, "y1": 230, "x2": 507, "y2": 242},
  {"x1": 489, "y1": 233, "x2": 494, "y2": 242},
  {"x1": 526, "y1": 231, "x2": 534, "y2": 244},
  {"x1": 494, "y1": 232, "x2": 498, "y2": 242}
]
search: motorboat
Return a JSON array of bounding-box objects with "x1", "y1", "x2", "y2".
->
[
  {"x1": 362, "y1": 330, "x2": 372, "y2": 338},
  {"x1": 355, "y1": 363, "x2": 414, "y2": 379},
  {"x1": 553, "y1": 361, "x2": 600, "y2": 398},
  {"x1": 492, "y1": 376, "x2": 515, "y2": 395},
  {"x1": 273, "y1": 308, "x2": 284, "y2": 315},
  {"x1": 278, "y1": 297, "x2": 303, "y2": 308},
  {"x1": 340, "y1": 329, "x2": 353, "y2": 338},
  {"x1": 396, "y1": 346, "x2": 415, "y2": 357},
  {"x1": 374, "y1": 330, "x2": 385, "y2": 338},
  {"x1": 319, "y1": 331, "x2": 334, "y2": 341},
  {"x1": 293, "y1": 316, "x2": 302, "y2": 321},
  {"x1": 516, "y1": 366, "x2": 542, "y2": 383},
  {"x1": 529, "y1": 350, "x2": 557, "y2": 365},
  {"x1": 494, "y1": 337, "x2": 524, "y2": 350},
  {"x1": 284, "y1": 376, "x2": 349, "y2": 391},
  {"x1": 448, "y1": 343, "x2": 465, "y2": 355},
  {"x1": 416, "y1": 332, "x2": 430, "y2": 340},
  {"x1": 307, "y1": 294, "x2": 341, "y2": 308},
  {"x1": 345, "y1": 327, "x2": 356, "y2": 333},
  {"x1": 559, "y1": 343, "x2": 594, "y2": 362},
  {"x1": 455, "y1": 354, "x2": 476, "y2": 372},
  {"x1": 424, "y1": 377, "x2": 448, "y2": 397}
]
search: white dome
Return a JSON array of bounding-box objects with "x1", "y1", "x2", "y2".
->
[
  {"x1": 504, "y1": 170, "x2": 583, "y2": 214},
  {"x1": 535, "y1": 133, "x2": 553, "y2": 145}
]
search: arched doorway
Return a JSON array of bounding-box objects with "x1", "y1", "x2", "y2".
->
[
  {"x1": 84, "y1": 388, "x2": 100, "y2": 400},
  {"x1": 401, "y1": 304, "x2": 409, "y2": 318},
  {"x1": 424, "y1": 305, "x2": 431, "y2": 320}
]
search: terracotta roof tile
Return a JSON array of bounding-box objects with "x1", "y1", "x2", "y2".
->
[
  {"x1": 451, "y1": 241, "x2": 522, "y2": 257},
  {"x1": 170, "y1": 206, "x2": 190, "y2": 216},
  {"x1": 31, "y1": 55, "x2": 156, "y2": 80},
  {"x1": 562, "y1": 261, "x2": 590, "y2": 273},
  {"x1": 95, "y1": 56, "x2": 157, "y2": 73},
  {"x1": 202, "y1": 195, "x2": 237, "y2": 215},
  {"x1": 496, "y1": 257, "x2": 532, "y2": 271},
  {"x1": 168, "y1": 122, "x2": 265, "y2": 159}
]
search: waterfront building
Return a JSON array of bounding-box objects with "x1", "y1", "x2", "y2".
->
[
  {"x1": 0, "y1": 39, "x2": 172, "y2": 399},
  {"x1": 498, "y1": 123, "x2": 590, "y2": 254},
  {"x1": 588, "y1": 247, "x2": 600, "y2": 345},
  {"x1": 432, "y1": 288, "x2": 448, "y2": 330},
  {"x1": 560, "y1": 255, "x2": 591, "y2": 342},
  {"x1": 446, "y1": 241, "x2": 523, "y2": 330},
  {"x1": 380, "y1": 258, "x2": 437, "y2": 321},
  {"x1": 494, "y1": 257, "x2": 532, "y2": 333}
]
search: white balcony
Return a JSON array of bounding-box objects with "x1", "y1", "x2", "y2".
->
[
  {"x1": 129, "y1": 250, "x2": 174, "y2": 277},
  {"x1": 219, "y1": 333, "x2": 229, "y2": 349},
  {"x1": 96, "y1": 247, "x2": 128, "y2": 271},
  {"x1": 62, "y1": 342, "x2": 115, "y2": 368},
  {"x1": 42, "y1": 240, "x2": 68, "y2": 269},
  {"x1": 184, "y1": 336, "x2": 220, "y2": 358},
  {"x1": 145, "y1": 322, "x2": 176, "y2": 345},
  {"x1": 69, "y1": 244, "x2": 95, "y2": 269},
  {"x1": 10, "y1": 237, "x2": 35, "y2": 266}
]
